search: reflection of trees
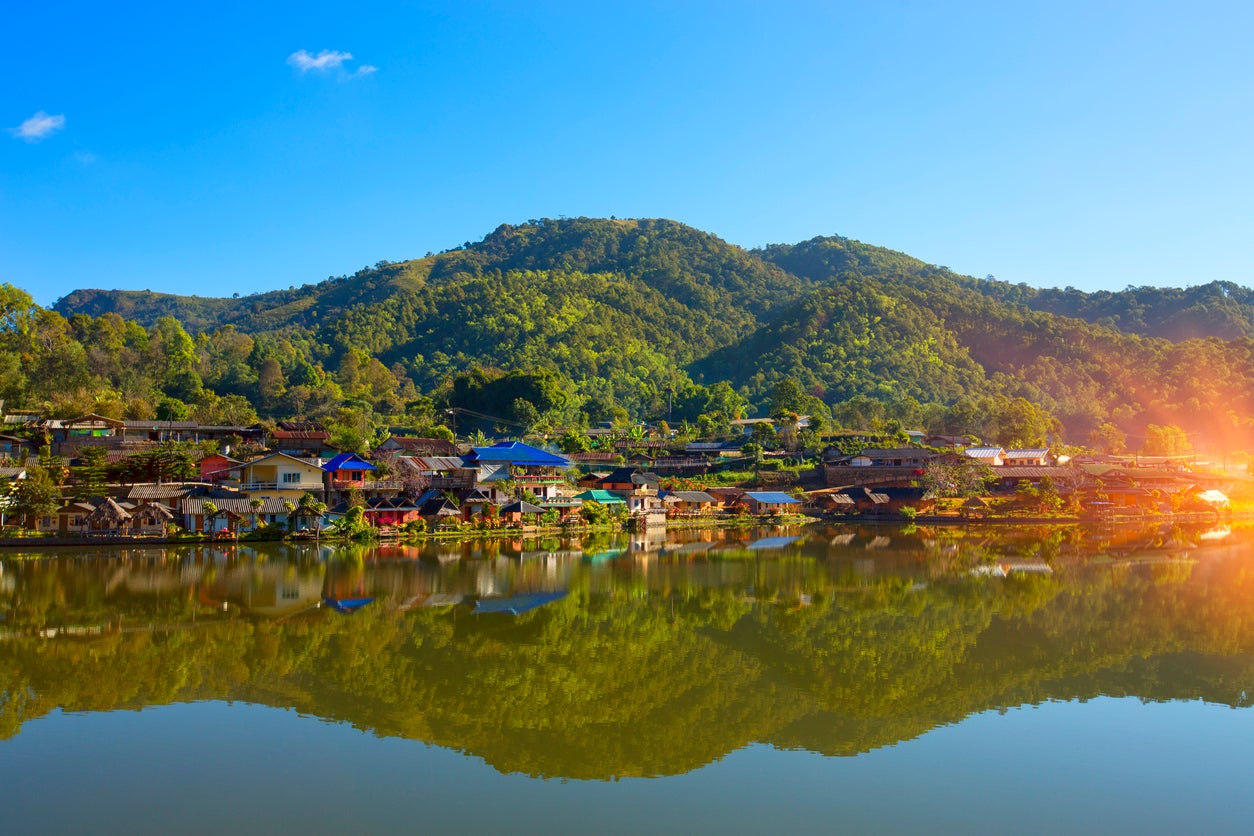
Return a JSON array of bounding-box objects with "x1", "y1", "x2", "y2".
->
[{"x1": 2, "y1": 537, "x2": 1254, "y2": 778}]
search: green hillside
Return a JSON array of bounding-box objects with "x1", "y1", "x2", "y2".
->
[{"x1": 26, "y1": 218, "x2": 1254, "y2": 450}]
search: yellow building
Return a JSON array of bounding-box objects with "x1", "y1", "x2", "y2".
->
[{"x1": 230, "y1": 452, "x2": 325, "y2": 503}]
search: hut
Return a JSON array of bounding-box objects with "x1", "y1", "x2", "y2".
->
[
  {"x1": 500, "y1": 500, "x2": 545, "y2": 526},
  {"x1": 132, "y1": 502, "x2": 174, "y2": 536},
  {"x1": 737, "y1": 492, "x2": 802, "y2": 515},
  {"x1": 960, "y1": 497, "x2": 991, "y2": 519},
  {"x1": 85, "y1": 497, "x2": 134, "y2": 537}
]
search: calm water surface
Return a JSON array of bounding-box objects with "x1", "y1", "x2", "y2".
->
[{"x1": 2, "y1": 523, "x2": 1253, "y2": 834}]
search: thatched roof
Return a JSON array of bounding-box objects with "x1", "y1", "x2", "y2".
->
[
  {"x1": 134, "y1": 502, "x2": 174, "y2": 521},
  {"x1": 86, "y1": 497, "x2": 132, "y2": 524},
  {"x1": 962, "y1": 497, "x2": 990, "y2": 508}
]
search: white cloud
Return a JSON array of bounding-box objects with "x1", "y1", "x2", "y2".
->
[
  {"x1": 353, "y1": 65, "x2": 378, "y2": 78},
  {"x1": 288, "y1": 49, "x2": 353, "y2": 72},
  {"x1": 11, "y1": 111, "x2": 65, "y2": 142}
]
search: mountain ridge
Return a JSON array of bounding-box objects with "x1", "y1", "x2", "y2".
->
[{"x1": 30, "y1": 217, "x2": 1254, "y2": 449}]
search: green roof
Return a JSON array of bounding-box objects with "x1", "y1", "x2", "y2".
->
[{"x1": 574, "y1": 489, "x2": 626, "y2": 505}]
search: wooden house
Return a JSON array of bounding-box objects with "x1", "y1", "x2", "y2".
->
[
  {"x1": 597, "y1": 467, "x2": 660, "y2": 494},
  {"x1": 660, "y1": 490, "x2": 717, "y2": 516},
  {"x1": 322, "y1": 452, "x2": 376, "y2": 496},
  {"x1": 199, "y1": 453, "x2": 241, "y2": 482},
  {"x1": 736, "y1": 491, "x2": 801, "y2": 515},
  {"x1": 270, "y1": 421, "x2": 330, "y2": 455}
]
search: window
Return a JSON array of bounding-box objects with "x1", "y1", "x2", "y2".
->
[{"x1": 282, "y1": 472, "x2": 301, "y2": 484}]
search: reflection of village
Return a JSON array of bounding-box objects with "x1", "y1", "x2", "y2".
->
[
  {"x1": 3, "y1": 522, "x2": 1252, "y2": 783},
  {"x1": 0, "y1": 521, "x2": 1238, "y2": 635}
]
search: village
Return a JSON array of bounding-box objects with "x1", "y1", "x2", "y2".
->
[{"x1": 0, "y1": 411, "x2": 1242, "y2": 543}]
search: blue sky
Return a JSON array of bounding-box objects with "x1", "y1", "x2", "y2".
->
[{"x1": 3, "y1": 1, "x2": 1253, "y2": 307}]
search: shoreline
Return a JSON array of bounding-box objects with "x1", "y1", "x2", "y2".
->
[{"x1": 0, "y1": 510, "x2": 1239, "y2": 552}]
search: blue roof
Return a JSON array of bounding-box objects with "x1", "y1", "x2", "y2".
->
[
  {"x1": 463, "y1": 441, "x2": 570, "y2": 468},
  {"x1": 323, "y1": 453, "x2": 376, "y2": 472},
  {"x1": 742, "y1": 491, "x2": 800, "y2": 504},
  {"x1": 474, "y1": 591, "x2": 567, "y2": 615},
  {"x1": 747, "y1": 536, "x2": 800, "y2": 550}
]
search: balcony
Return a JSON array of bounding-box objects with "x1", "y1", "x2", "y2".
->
[
  {"x1": 241, "y1": 481, "x2": 323, "y2": 492},
  {"x1": 513, "y1": 474, "x2": 563, "y2": 485}
]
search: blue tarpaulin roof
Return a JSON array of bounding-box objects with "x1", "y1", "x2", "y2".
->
[
  {"x1": 463, "y1": 441, "x2": 570, "y2": 468},
  {"x1": 473, "y1": 591, "x2": 567, "y2": 615},
  {"x1": 323, "y1": 453, "x2": 377, "y2": 472}
]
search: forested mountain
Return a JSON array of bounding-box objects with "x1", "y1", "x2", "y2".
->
[
  {"x1": 978, "y1": 280, "x2": 1254, "y2": 341},
  {"x1": 21, "y1": 217, "x2": 1254, "y2": 452}
]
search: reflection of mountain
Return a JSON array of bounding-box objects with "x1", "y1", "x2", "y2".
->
[{"x1": 1, "y1": 527, "x2": 1253, "y2": 777}]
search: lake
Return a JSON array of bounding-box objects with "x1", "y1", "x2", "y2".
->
[{"x1": 2, "y1": 522, "x2": 1253, "y2": 834}]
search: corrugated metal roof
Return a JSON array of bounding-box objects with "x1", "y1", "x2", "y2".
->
[
  {"x1": 128, "y1": 485, "x2": 193, "y2": 500},
  {"x1": 180, "y1": 497, "x2": 298, "y2": 515},
  {"x1": 463, "y1": 441, "x2": 570, "y2": 467},
  {"x1": 399, "y1": 455, "x2": 466, "y2": 472},
  {"x1": 574, "y1": 489, "x2": 626, "y2": 504},
  {"x1": 323, "y1": 453, "x2": 376, "y2": 472},
  {"x1": 664, "y1": 490, "x2": 716, "y2": 503},
  {"x1": 741, "y1": 491, "x2": 800, "y2": 504}
]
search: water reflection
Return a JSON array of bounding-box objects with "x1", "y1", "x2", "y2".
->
[{"x1": 0, "y1": 522, "x2": 1251, "y2": 778}]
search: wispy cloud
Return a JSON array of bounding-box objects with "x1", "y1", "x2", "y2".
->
[
  {"x1": 288, "y1": 49, "x2": 353, "y2": 72},
  {"x1": 353, "y1": 65, "x2": 378, "y2": 78},
  {"x1": 10, "y1": 111, "x2": 65, "y2": 142}
]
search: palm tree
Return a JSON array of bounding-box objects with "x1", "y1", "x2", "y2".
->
[{"x1": 249, "y1": 498, "x2": 263, "y2": 532}]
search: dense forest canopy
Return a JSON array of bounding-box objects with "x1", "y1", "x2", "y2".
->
[{"x1": 5, "y1": 216, "x2": 1247, "y2": 452}]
